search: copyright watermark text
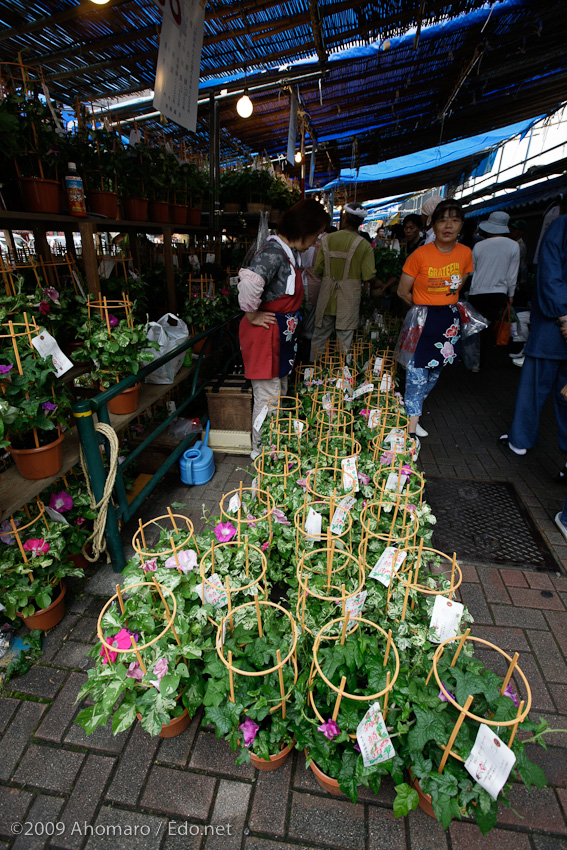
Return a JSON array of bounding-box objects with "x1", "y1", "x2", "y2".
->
[{"x1": 11, "y1": 821, "x2": 233, "y2": 838}]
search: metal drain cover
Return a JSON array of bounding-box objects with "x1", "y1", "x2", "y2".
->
[{"x1": 424, "y1": 477, "x2": 557, "y2": 571}]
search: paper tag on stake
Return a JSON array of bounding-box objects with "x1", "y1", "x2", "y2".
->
[
  {"x1": 293, "y1": 419, "x2": 304, "y2": 435},
  {"x1": 228, "y1": 494, "x2": 241, "y2": 514},
  {"x1": 369, "y1": 547, "x2": 407, "y2": 586},
  {"x1": 341, "y1": 456, "x2": 360, "y2": 492},
  {"x1": 385, "y1": 472, "x2": 409, "y2": 494},
  {"x1": 304, "y1": 367, "x2": 314, "y2": 383},
  {"x1": 336, "y1": 590, "x2": 367, "y2": 630},
  {"x1": 305, "y1": 508, "x2": 322, "y2": 542},
  {"x1": 429, "y1": 596, "x2": 464, "y2": 644},
  {"x1": 343, "y1": 365, "x2": 352, "y2": 379},
  {"x1": 338, "y1": 495, "x2": 356, "y2": 512},
  {"x1": 196, "y1": 573, "x2": 228, "y2": 608},
  {"x1": 373, "y1": 356, "x2": 384, "y2": 374},
  {"x1": 464, "y1": 723, "x2": 516, "y2": 800},
  {"x1": 253, "y1": 404, "x2": 269, "y2": 432},
  {"x1": 353, "y1": 382, "x2": 374, "y2": 399},
  {"x1": 31, "y1": 330, "x2": 73, "y2": 377},
  {"x1": 380, "y1": 374, "x2": 393, "y2": 392},
  {"x1": 251, "y1": 476, "x2": 259, "y2": 498},
  {"x1": 329, "y1": 507, "x2": 347, "y2": 535},
  {"x1": 356, "y1": 701, "x2": 395, "y2": 767},
  {"x1": 368, "y1": 409, "x2": 381, "y2": 428},
  {"x1": 322, "y1": 393, "x2": 332, "y2": 411}
]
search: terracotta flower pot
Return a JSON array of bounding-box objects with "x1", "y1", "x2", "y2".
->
[
  {"x1": 187, "y1": 206, "x2": 202, "y2": 226},
  {"x1": 250, "y1": 740, "x2": 294, "y2": 772},
  {"x1": 21, "y1": 178, "x2": 60, "y2": 214},
  {"x1": 409, "y1": 768, "x2": 436, "y2": 818},
  {"x1": 8, "y1": 432, "x2": 64, "y2": 480},
  {"x1": 170, "y1": 203, "x2": 188, "y2": 225},
  {"x1": 107, "y1": 383, "x2": 140, "y2": 415},
  {"x1": 123, "y1": 197, "x2": 148, "y2": 221},
  {"x1": 305, "y1": 750, "x2": 344, "y2": 795},
  {"x1": 149, "y1": 200, "x2": 170, "y2": 222},
  {"x1": 224, "y1": 202, "x2": 240, "y2": 213},
  {"x1": 67, "y1": 551, "x2": 89, "y2": 571},
  {"x1": 136, "y1": 708, "x2": 191, "y2": 738},
  {"x1": 17, "y1": 581, "x2": 66, "y2": 631},
  {"x1": 87, "y1": 190, "x2": 119, "y2": 219}
]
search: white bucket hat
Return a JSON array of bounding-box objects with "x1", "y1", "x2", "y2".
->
[{"x1": 479, "y1": 211, "x2": 510, "y2": 234}]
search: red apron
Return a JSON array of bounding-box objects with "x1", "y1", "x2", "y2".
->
[{"x1": 239, "y1": 257, "x2": 303, "y2": 380}]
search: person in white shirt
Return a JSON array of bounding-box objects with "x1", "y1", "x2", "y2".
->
[{"x1": 464, "y1": 210, "x2": 520, "y2": 372}]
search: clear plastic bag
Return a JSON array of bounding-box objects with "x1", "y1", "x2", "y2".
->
[
  {"x1": 393, "y1": 305, "x2": 428, "y2": 368},
  {"x1": 167, "y1": 417, "x2": 202, "y2": 440},
  {"x1": 456, "y1": 301, "x2": 489, "y2": 338}
]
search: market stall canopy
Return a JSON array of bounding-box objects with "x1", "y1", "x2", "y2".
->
[{"x1": 0, "y1": 0, "x2": 566, "y2": 181}]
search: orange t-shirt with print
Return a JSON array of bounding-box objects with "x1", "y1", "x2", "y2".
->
[{"x1": 402, "y1": 242, "x2": 473, "y2": 305}]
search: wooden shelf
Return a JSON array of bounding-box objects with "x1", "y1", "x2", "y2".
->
[{"x1": 0, "y1": 209, "x2": 207, "y2": 233}]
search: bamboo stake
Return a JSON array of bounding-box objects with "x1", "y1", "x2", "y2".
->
[
  {"x1": 139, "y1": 518, "x2": 147, "y2": 551},
  {"x1": 167, "y1": 507, "x2": 179, "y2": 534},
  {"x1": 439, "y1": 695, "x2": 474, "y2": 773},
  {"x1": 130, "y1": 634, "x2": 147, "y2": 674},
  {"x1": 332, "y1": 675, "x2": 347, "y2": 721},
  {"x1": 225, "y1": 576, "x2": 233, "y2": 636},
  {"x1": 382, "y1": 671, "x2": 391, "y2": 719},
  {"x1": 169, "y1": 536, "x2": 180, "y2": 568},
  {"x1": 449, "y1": 552, "x2": 457, "y2": 596},
  {"x1": 500, "y1": 652, "x2": 519, "y2": 696},
  {"x1": 254, "y1": 594, "x2": 263, "y2": 637},
  {"x1": 383, "y1": 629, "x2": 392, "y2": 667},
  {"x1": 152, "y1": 576, "x2": 181, "y2": 646},
  {"x1": 340, "y1": 608, "x2": 350, "y2": 645},
  {"x1": 276, "y1": 649, "x2": 286, "y2": 719},
  {"x1": 450, "y1": 628, "x2": 471, "y2": 667},
  {"x1": 211, "y1": 541, "x2": 215, "y2": 574},
  {"x1": 508, "y1": 700, "x2": 525, "y2": 748},
  {"x1": 116, "y1": 583, "x2": 125, "y2": 615},
  {"x1": 228, "y1": 650, "x2": 235, "y2": 702}
]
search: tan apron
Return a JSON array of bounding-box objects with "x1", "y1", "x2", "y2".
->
[{"x1": 314, "y1": 234, "x2": 364, "y2": 330}]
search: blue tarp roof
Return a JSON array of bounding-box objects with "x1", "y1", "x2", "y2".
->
[{"x1": 321, "y1": 116, "x2": 541, "y2": 190}]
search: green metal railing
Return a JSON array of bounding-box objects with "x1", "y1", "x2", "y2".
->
[{"x1": 72, "y1": 315, "x2": 240, "y2": 572}]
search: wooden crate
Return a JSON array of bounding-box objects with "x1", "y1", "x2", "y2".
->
[{"x1": 205, "y1": 374, "x2": 253, "y2": 431}]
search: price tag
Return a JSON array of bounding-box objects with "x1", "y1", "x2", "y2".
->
[
  {"x1": 304, "y1": 367, "x2": 314, "y2": 382},
  {"x1": 206, "y1": 253, "x2": 216, "y2": 265},
  {"x1": 229, "y1": 276, "x2": 239, "y2": 286},
  {"x1": 44, "y1": 506, "x2": 70, "y2": 526},
  {"x1": 167, "y1": 401, "x2": 177, "y2": 413},
  {"x1": 343, "y1": 365, "x2": 352, "y2": 379},
  {"x1": 384, "y1": 429, "x2": 405, "y2": 450},
  {"x1": 380, "y1": 374, "x2": 393, "y2": 392},
  {"x1": 31, "y1": 330, "x2": 73, "y2": 377},
  {"x1": 356, "y1": 702, "x2": 395, "y2": 767},
  {"x1": 335, "y1": 377, "x2": 349, "y2": 390},
  {"x1": 293, "y1": 419, "x2": 304, "y2": 435},
  {"x1": 341, "y1": 456, "x2": 360, "y2": 492},
  {"x1": 336, "y1": 590, "x2": 367, "y2": 629},
  {"x1": 322, "y1": 393, "x2": 332, "y2": 411},
  {"x1": 369, "y1": 547, "x2": 407, "y2": 586},
  {"x1": 429, "y1": 596, "x2": 464, "y2": 643},
  {"x1": 353, "y1": 381, "x2": 374, "y2": 399},
  {"x1": 228, "y1": 494, "x2": 241, "y2": 514},
  {"x1": 305, "y1": 508, "x2": 322, "y2": 542},
  {"x1": 346, "y1": 353, "x2": 353, "y2": 365},
  {"x1": 338, "y1": 495, "x2": 356, "y2": 512},
  {"x1": 329, "y1": 507, "x2": 347, "y2": 535},
  {"x1": 371, "y1": 331, "x2": 378, "y2": 340},
  {"x1": 196, "y1": 573, "x2": 228, "y2": 608},
  {"x1": 464, "y1": 724, "x2": 516, "y2": 800},
  {"x1": 220, "y1": 618, "x2": 227, "y2": 646},
  {"x1": 385, "y1": 472, "x2": 408, "y2": 494},
  {"x1": 373, "y1": 356, "x2": 384, "y2": 374},
  {"x1": 251, "y1": 476, "x2": 259, "y2": 498},
  {"x1": 368, "y1": 409, "x2": 381, "y2": 428},
  {"x1": 253, "y1": 404, "x2": 269, "y2": 432}
]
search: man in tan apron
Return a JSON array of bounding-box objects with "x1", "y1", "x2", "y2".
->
[{"x1": 310, "y1": 202, "x2": 376, "y2": 360}]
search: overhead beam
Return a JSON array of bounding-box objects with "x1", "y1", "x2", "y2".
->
[
  {"x1": 26, "y1": 24, "x2": 158, "y2": 67},
  {"x1": 0, "y1": 0, "x2": 133, "y2": 44},
  {"x1": 44, "y1": 50, "x2": 158, "y2": 83}
]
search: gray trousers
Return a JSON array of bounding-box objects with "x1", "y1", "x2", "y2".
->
[
  {"x1": 310, "y1": 315, "x2": 355, "y2": 361},
  {"x1": 251, "y1": 375, "x2": 288, "y2": 451}
]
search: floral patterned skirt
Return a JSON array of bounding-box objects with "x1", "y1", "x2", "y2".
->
[{"x1": 413, "y1": 304, "x2": 461, "y2": 369}]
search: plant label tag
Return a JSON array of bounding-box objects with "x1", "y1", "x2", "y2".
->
[
  {"x1": 338, "y1": 495, "x2": 356, "y2": 512},
  {"x1": 380, "y1": 374, "x2": 393, "y2": 391},
  {"x1": 305, "y1": 508, "x2": 322, "y2": 542},
  {"x1": 371, "y1": 331, "x2": 378, "y2": 340},
  {"x1": 362, "y1": 360, "x2": 370, "y2": 372},
  {"x1": 229, "y1": 276, "x2": 239, "y2": 287},
  {"x1": 342, "y1": 456, "x2": 360, "y2": 492},
  {"x1": 71, "y1": 269, "x2": 87, "y2": 301},
  {"x1": 196, "y1": 573, "x2": 228, "y2": 608},
  {"x1": 429, "y1": 596, "x2": 464, "y2": 643},
  {"x1": 369, "y1": 547, "x2": 407, "y2": 586},
  {"x1": 251, "y1": 476, "x2": 259, "y2": 498},
  {"x1": 344, "y1": 389, "x2": 354, "y2": 402},
  {"x1": 335, "y1": 377, "x2": 349, "y2": 390},
  {"x1": 353, "y1": 382, "x2": 374, "y2": 398},
  {"x1": 464, "y1": 723, "x2": 516, "y2": 800},
  {"x1": 253, "y1": 404, "x2": 269, "y2": 432},
  {"x1": 167, "y1": 401, "x2": 177, "y2": 413},
  {"x1": 228, "y1": 494, "x2": 241, "y2": 514},
  {"x1": 346, "y1": 354, "x2": 353, "y2": 365},
  {"x1": 343, "y1": 589, "x2": 367, "y2": 623},
  {"x1": 329, "y1": 507, "x2": 347, "y2": 535},
  {"x1": 322, "y1": 393, "x2": 332, "y2": 411},
  {"x1": 31, "y1": 330, "x2": 73, "y2": 377},
  {"x1": 220, "y1": 618, "x2": 227, "y2": 646},
  {"x1": 304, "y1": 367, "x2": 314, "y2": 382},
  {"x1": 385, "y1": 472, "x2": 409, "y2": 494},
  {"x1": 368, "y1": 409, "x2": 381, "y2": 428},
  {"x1": 293, "y1": 419, "x2": 304, "y2": 435},
  {"x1": 343, "y1": 365, "x2": 352, "y2": 379},
  {"x1": 384, "y1": 429, "x2": 405, "y2": 450},
  {"x1": 356, "y1": 701, "x2": 395, "y2": 767},
  {"x1": 44, "y1": 506, "x2": 70, "y2": 525},
  {"x1": 373, "y1": 356, "x2": 384, "y2": 374}
]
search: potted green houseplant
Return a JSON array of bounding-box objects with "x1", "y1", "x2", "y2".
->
[
  {"x1": 68, "y1": 126, "x2": 123, "y2": 218},
  {"x1": 119, "y1": 144, "x2": 152, "y2": 221}
]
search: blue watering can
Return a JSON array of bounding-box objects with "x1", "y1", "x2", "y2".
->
[{"x1": 180, "y1": 421, "x2": 215, "y2": 485}]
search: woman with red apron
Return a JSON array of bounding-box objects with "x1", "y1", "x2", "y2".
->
[{"x1": 237, "y1": 199, "x2": 330, "y2": 458}]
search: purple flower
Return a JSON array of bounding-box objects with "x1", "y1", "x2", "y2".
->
[
  {"x1": 504, "y1": 682, "x2": 520, "y2": 707},
  {"x1": 297, "y1": 478, "x2": 308, "y2": 490},
  {"x1": 246, "y1": 513, "x2": 258, "y2": 527},
  {"x1": 380, "y1": 451, "x2": 394, "y2": 465},
  {"x1": 0, "y1": 519, "x2": 18, "y2": 545},
  {"x1": 43, "y1": 286, "x2": 59, "y2": 302},
  {"x1": 0, "y1": 364, "x2": 13, "y2": 376},
  {"x1": 108, "y1": 314, "x2": 119, "y2": 327},
  {"x1": 439, "y1": 683, "x2": 455, "y2": 702},
  {"x1": 129, "y1": 273, "x2": 139, "y2": 281},
  {"x1": 400, "y1": 465, "x2": 413, "y2": 477},
  {"x1": 239, "y1": 717, "x2": 259, "y2": 747},
  {"x1": 126, "y1": 661, "x2": 143, "y2": 681},
  {"x1": 358, "y1": 472, "x2": 370, "y2": 486},
  {"x1": 42, "y1": 401, "x2": 57, "y2": 412},
  {"x1": 49, "y1": 491, "x2": 73, "y2": 513},
  {"x1": 214, "y1": 522, "x2": 237, "y2": 543},
  {"x1": 318, "y1": 718, "x2": 340, "y2": 740},
  {"x1": 131, "y1": 423, "x2": 144, "y2": 433},
  {"x1": 272, "y1": 508, "x2": 291, "y2": 526},
  {"x1": 142, "y1": 557, "x2": 158, "y2": 573},
  {"x1": 76, "y1": 517, "x2": 86, "y2": 526},
  {"x1": 164, "y1": 549, "x2": 197, "y2": 572},
  {"x1": 269, "y1": 444, "x2": 278, "y2": 461},
  {"x1": 288, "y1": 461, "x2": 295, "y2": 470},
  {"x1": 150, "y1": 657, "x2": 169, "y2": 689},
  {"x1": 39, "y1": 301, "x2": 50, "y2": 315},
  {"x1": 354, "y1": 742, "x2": 361, "y2": 753}
]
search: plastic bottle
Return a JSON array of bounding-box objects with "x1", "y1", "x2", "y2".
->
[{"x1": 64, "y1": 162, "x2": 87, "y2": 217}]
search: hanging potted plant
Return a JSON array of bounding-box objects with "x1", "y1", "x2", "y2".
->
[
  {"x1": 69, "y1": 126, "x2": 123, "y2": 218},
  {"x1": 145, "y1": 146, "x2": 173, "y2": 222}
]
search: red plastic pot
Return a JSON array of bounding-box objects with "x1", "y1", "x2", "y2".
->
[
  {"x1": 149, "y1": 200, "x2": 170, "y2": 222},
  {"x1": 305, "y1": 750, "x2": 344, "y2": 795},
  {"x1": 187, "y1": 207, "x2": 202, "y2": 226},
  {"x1": 17, "y1": 581, "x2": 66, "y2": 631},
  {"x1": 107, "y1": 383, "x2": 140, "y2": 415},
  {"x1": 21, "y1": 178, "x2": 60, "y2": 214},
  {"x1": 87, "y1": 190, "x2": 119, "y2": 219},
  {"x1": 409, "y1": 768, "x2": 436, "y2": 818},
  {"x1": 170, "y1": 203, "x2": 188, "y2": 225},
  {"x1": 8, "y1": 432, "x2": 64, "y2": 480},
  {"x1": 123, "y1": 197, "x2": 148, "y2": 221},
  {"x1": 136, "y1": 708, "x2": 191, "y2": 738}
]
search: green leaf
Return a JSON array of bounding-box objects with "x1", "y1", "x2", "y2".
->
[
  {"x1": 393, "y1": 783, "x2": 419, "y2": 817},
  {"x1": 474, "y1": 797, "x2": 498, "y2": 835},
  {"x1": 112, "y1": 701, "x2": 137, "y2": 735},
  {"x1": 407, "y1": 708, "x2": 447, "y2": 752},
  {"x1": 159, "y1": 673, "x2": 180, "y2": 698}
]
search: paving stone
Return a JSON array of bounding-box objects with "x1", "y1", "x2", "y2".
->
[
  {"x1": 516, "y1": 652, "x2": 556, "y2": 712},
  {"x1": 189, "y1": 732, "x2": 256, "y2": 779},
  {"x1": 244, "y1": 840, "x2": 309, "y2": 850},
  {"x1": 0, "y1": 701, "x2": 46, "y2": 782},
  {"x1": 204, "y1": 779, "x2": 251, "y2": 850},
  {"x1": 532, "y1": 836, "x2": 567, "y2": 850},
  {"x1": 106, "y1": 722, "x2": 160, "y2": 806},
  {"x1": 6, "y1": 666, "x2": 68, "y2": 699},
  {"x1": 527, "y1": 629, "x2": 567, "y2": 683},
  {"x1": 65, "y1": 712, "x2": 131, "y2": 754},
  {"x1": 157, "y1": 711, "x2": 200, "y2": 767},
  {"x1": 141, "y1": 765, "x2": 216, "y2": 819},
  {"x1": 497, "y1": 785, "x2": 567, "y2": 832},
  {"x1": 526, "y1": 572, "x2": 556, "y2": 590},
  {"x1": 460, "y1": 564, "x2": 479, "y2": 582},
  {"x1": 509, "y1": 587, "x2": 565, "y2": 610},
  {"x1": 161, "y1": 822, "x2": 202, "y2": 850},
  {"x1": 67, "y1": 592, "x2": 92, "y2": 614},
  {"x1": 0, "y1": 786, "x2": 33, "y2": 838},
  {"x1": 482, "y1": 568, "x2": 512, "y2": 605},
  {"x1": 13, "y1": 743, "x2": 84, "y2": 793},
  {"x1": 527, "y1": 741, "x2": 567, "y2": 786},
  {"x1": 12, "y1": 794, "x2": 65, "y2": 850},
  {"x1": 367, "y1": 806, "x2": 406, "y2": 849},
  {"x1": 288, "y1": 791, "x2": 365, "y2": 847},
  {"x1": 449, "y1": 823, "x2": 531, "y2": 850},
  {"x1": 82, "y1": 807, "x2": 167, "y2": 850},
  {"x1": 552, "y1": 575, "x2": 567, "y2": 592},
  {"x1": 459, "y1": 584, "x2": 493, "y2": 625},
  {"x1": 549, "y1": 684, "x2": 567, "y2": 717},
  {"x1": 558, "y1": 788, "x2": 567, "y2": 820},
  {"x1": 41, "y1": 614, "x2": 81, "y2": 662},
  {"x1": 545, "y1": 611, "x2": 567, "y2": 655},
  {"x1": 500, "y1": 569, "x2": 528, "y2": 588},
  {"x1": 53, "y1": 754, "x2": 116, "y2": 850},
  {"x1": 53, "y1": 640, "x2": 95, "y2": 670},
  {"x1": 292, "y1": 753, "x2": 323, "y2": 793},
  {"x1": 248, "y1": 755, "x2": 292, "y2": 836},
  {"x1": 491, "y1": 605, "x2": 548, "y2": 630},
  {"x1": 0, "y1": 697, "x2": 20, "y2": 733},
  {"x1": 357, "y1": 774, "x2": 397, "y2": 806},
  {"x1": 69, "y1": 617, "x2": 98, "y2": 643},
  {"x1": 36, "y1": 673, "x2": 87, "y2": 743},
  {"x1": 407, "y1": 804, "x2": 449, "y2": 849}
]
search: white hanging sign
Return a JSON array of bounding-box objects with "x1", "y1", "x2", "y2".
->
[
  {"x1": 286, "y1": 92, "x2": 299, "y2": 165},
  {"x1": 336, "y1": 590, "x2": 367, "y2": 630},
  {"x1": 373, "y1": 356, "x2": 384, "y2": 374},
  {"x1": 305, "y1": 508, "x2": 322, "y2": 542},
  {"x1": 353, "y1": 382, "x2": 374, "y2": 399},
  {"x1": 44, "y1": 506, "x2": 70, "y2": 526},
  {"x1": 253, "y1": 404, "x2": 269, "y2": 433},
  {"x1": 429, "y1": 596, "x2": 464, "y2": 644},
  {"x1": 304, "y1": 367, "x2": 314, "y2": 383},
  {"x1": 196, "y1": 573, "x2": 228, "y2": 608},
  {"x1": 464, "y1": 724, "x2": 516, "y2": 800},
  {"x1": 341, "y1": 456, "x2": 359, "y2": 492},
  {"x1": 356, "y1": 701, "x2": 395, "y2": 767},
  {"x1": 368, "y1": 409, "x2": 381, "y2": 428},
  {"x1": 385, "y1": 471, "x2": 409, "y2": 494},
  {"x1": 228, "y1": 494, "x2": 241, "y2": 514},
  {"x1": 380, "y1": 374, "x2": 393, "y2": 392},
  {"x1": 369, "y1": 547, "x2": 407, "y2": 586},
  {"x1": 293, "y1": 419, "x2": 304, "y2": 435},
  {"x1": 31, "y1": 330, "x2": 73, "y2": 377}
]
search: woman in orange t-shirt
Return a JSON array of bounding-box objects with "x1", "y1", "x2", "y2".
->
[{"x1": 396, "y1": 200, "x2": 473, "y2": 438}]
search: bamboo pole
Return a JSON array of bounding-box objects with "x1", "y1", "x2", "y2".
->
[
  {"x1": 254, "y1": 593, "x2": 263, "y2": 637},
  {"x1": 439, "y1": 695, "x2": 474, "y2": 773},
  {"x1": 331, "y1": 675, "x2": 347, "y2": 721},
  {"x1": 152, "y1": 576, "x2": 181, "y2": 646},
  {"x1": 277, "y1": 649, "x2": 286, "y2": 719}
]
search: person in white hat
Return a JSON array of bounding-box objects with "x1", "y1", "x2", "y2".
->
[{"x1": 463, "y1": 210, "x2": 520, "y2": 372}]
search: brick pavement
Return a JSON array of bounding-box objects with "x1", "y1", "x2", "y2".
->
[{"x1": 1, "y1": 351, "x2": 567, "y2": 850}]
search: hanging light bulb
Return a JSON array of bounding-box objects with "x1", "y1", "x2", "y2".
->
[
  {"x1": 294, "y1": 151, "x2": 302, "y2": 164},
  {"x1": 236, "y1": 91, "x2": 253, "y2": 118},
  {"x1": 89, "y1": 0, "x2": 111, "y2": 4}
]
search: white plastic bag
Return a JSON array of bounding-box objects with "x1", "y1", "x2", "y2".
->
[{"x1": 144, "y1": 313, "x2": 189, "y2": 384}]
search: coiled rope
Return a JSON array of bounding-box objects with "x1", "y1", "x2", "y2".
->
[{"x1": 79, "y1": 422, "x2": 120, "y2": 563}]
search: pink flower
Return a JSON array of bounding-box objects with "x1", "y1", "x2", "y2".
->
[
  {"x1": 239, "y1": 717, "x2": 259, "y2": 747},
  {"x1": 100, "y1": 643, "x2": 118, "y2": 664},
  {"x1": 359, "y1": 409, "x2": 369, "y2": 418},
  {"x1": 261, "y1": 540, "x2": 269, "y2": 551},
  {"x1": 126, "y1": 661, "x2": 143, "y2": 680},
  {"x1": 142, "y1": 557, "x2": 158, "y2": 573},
  {"x1": 504, "y1": 682, "x2": 520, "y2": 707},
  {"x1": 100, "y1": 629, "x2": 137, "y2": 664},
  {"x1": 358, "y1": 472, "x2": 370, "y2": 486},
  {"x1": 400, "y1": 465, "x2": 413, "y2": 477},
  {"x1": 108, "y1": 314, "x2": 119, "y2": 327},
  {"x1": 131, "y1": 423, "x2": 144, "y2": 433},
  {"x1": 269, "y1": 443, "x2": 278, "y2": 461},
  {"x1": 39, "y1": 301, "x2": 50, "y2": 315},
  {"x1": 221, "y1": 288, "x2": 229, "y2": 296},
  {"x1": 214, "y1": 522, "x2": 237, "y2": 543},
  {"x1": 272, "y1": 508, "x2": 290, "y2": 526},
  {"x1": 354, "y1": 742, "x2": 361, "y2": 753},
  {"x1": 318, "y1": 718, "x2": 340, "y2": 740},
  {"x1": 297, "y1": 478, "x2": 308, "y2": 490},
  {"x1": 164, "y1": 549, "x2": 197, "y2": 572},
  {"x1": 76, "y1": 517, "x2": 86, "y2": 526},
  {"x1": 438, "y1": 341, "x2": 455, "y2": 360},
  {"x1": 407, "y1": 504, "x2": 416, "y2": 513},
  {"x1": 23, "y1": 538, "x2": 50, "y2": 556},
  {"x1": 150, "y1": 657, "x2": 169, "y2": 689},
  {"x1": 246, "y1": 513, "x2": 258, "y2": 527},
  {"x1": 380, "y1": 452, "x2": 394, "y2": 465},
  {"x1": 0, "y1": 519, "x2": 18, "y2": 545},
  {"x1": 43, "y1": 286, "x2": 59, "y2": 302},
  {"x1": 49, "y1": 491, "x2": 73, "y2": 513},
  {"x1": 439, "y1": 683, "x2": 455, "y2": 702}
]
